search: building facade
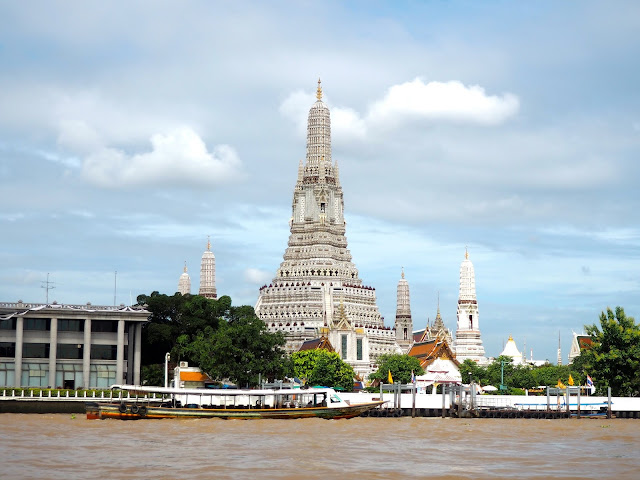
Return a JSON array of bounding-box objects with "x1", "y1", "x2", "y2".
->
[
  {"x1": 0, "y1": 301, "x2": 148, "y2": 389},
  {"x1": 255, "y1": 80, "x2": 397, "y2": 374},
  {"x1": 453, "y1": 249, "x2": 488, "y2": 365}
]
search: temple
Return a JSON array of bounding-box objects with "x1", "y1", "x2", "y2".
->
[
  {"x1": 394, "y1": 269, "x2": 413, "y2": 354},
  {"x1": 198, "y1": 237, "x2": 217, "y2": 299},
  {"x1": 255, "y1": 80, "x2": 397, "y2": 374},
  {"x1": 453, "y1": 249, "x2": 487, "y2": 365},
  {"x1": 177, "y1": 262, "x2": 191, "y2": 295}
]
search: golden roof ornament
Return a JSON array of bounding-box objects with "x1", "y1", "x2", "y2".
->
[{"x1": 316, "y1": 78, "x2": 323, "y2": 101}]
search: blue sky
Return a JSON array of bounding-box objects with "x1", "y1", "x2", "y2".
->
[{"x1": 1, "y1": 1, "x2": 639, "y2": 362}]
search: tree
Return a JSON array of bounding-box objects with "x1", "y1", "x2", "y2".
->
[
  {"x1": 369, "y1": 354, "x2": 424, "y2": 384},
  {"x1": 290, "y1": 350, "x2": 355, "y2": 391},
  {"x1": 578, "y1": 306, "x2": 640, "y2": 396},
  {"x1": 180, "y1": 308, "x2": 289, "y2": 388}
]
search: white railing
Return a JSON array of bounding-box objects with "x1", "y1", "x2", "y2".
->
[{"x1": 0, "y1": 389, "x2": 165, "y2": 401}]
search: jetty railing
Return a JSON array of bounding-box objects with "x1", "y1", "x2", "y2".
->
[{"x1": 0, "y1": 389, "x2": 166, "y2": 402}]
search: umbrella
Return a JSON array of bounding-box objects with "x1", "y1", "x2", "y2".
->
[{"x1": 482, "y1": 385, "x2": 498, "y2": 392}]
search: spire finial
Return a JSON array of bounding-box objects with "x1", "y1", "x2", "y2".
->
[
  {"x1": 437, "y1": 291, "x2": 440, "y2": 313},
  {"x1": 184, "y1": 261, "x2": 188, "y2": 273},
  {"x1": 401, "y1": 267, "x2": 404, "y2": 279},
  {"x1": 465, "y1": 246, "x2": 469, "y2": 260},
  {"x1": 316, "y1": 78, "x2": 322, "y2": 101},
  {"x1": 207, "y1": 235, "x2": 211, "y2": 251}
]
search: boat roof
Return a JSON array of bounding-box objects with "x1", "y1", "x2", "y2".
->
[{"x1": 111, "y1": 384, "x2": 336, "y2": 396}]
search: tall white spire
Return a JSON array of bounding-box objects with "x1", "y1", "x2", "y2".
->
[
  {"x1": 178, "y1": 261, "x2": 191, "y2": 295},
  {"x1": 199, "y1": 236, "x2": 217, "y2": 299},
  {"x1": 394, "y1": 268, "x2": 413, "y2": 353},
  {"x1": 453, "y1": 248, "x2": 487, "y2": 364}
]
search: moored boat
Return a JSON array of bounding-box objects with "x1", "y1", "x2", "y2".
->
[{"x1": 86, "y1": 384, "x2": 385, "y2": 420}]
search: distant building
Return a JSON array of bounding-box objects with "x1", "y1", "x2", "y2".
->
[
  {"x1": 453, "y1": 249, "x2": 488, "y2": 365},
  {"x1": 409, "y1": 337, "x2": 461, "y2": 385},
  {"x1": 394, "y1": 269, "x2": 413, "y2": 354},
  {"x1": 177, "y1": 262, "x2": 191, "y2": 295},
  {"x1": 568, "y1": 332, "x2": 593, "y2": 364},
  {"x1": 0, "y1": 301, "x2": 148, "y2": 389},
  {"x1": 199, "y1": 237, "x2": 217, "y2": 299},
  {"x1": 500, "y1": 335, "x2": 525, "y2": 365}
]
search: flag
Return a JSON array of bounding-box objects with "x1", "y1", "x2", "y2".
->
[
  {"x1": 586, "y1": 375, "x2": 594, "y2": 387},
  {"x1": 568, "y1": 375, "x2": 574, "y2": 386},
  {"x1": 556, "y1": 379, "x2": 566, "y2": 389},
  {"x1": 411, "y1": 370, "x2": 416, "y2": 384},
  {"x1": 388, "y1": 370, "x2": 393, "y2": 384}
]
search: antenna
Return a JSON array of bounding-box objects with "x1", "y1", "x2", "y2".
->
[
  {"x1": 114, "y1": 271, "x2": 117, "y2": 306},
  {"x1": 41, "y1": 273, "x2": 56, "y2": 304}
]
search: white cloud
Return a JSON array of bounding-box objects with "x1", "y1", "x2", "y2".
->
[
  {"x1": 81, "y1": 126, "x2": 243, "y2": 188},
  {"x1": 367, "y1": 78, "x2": 519, "y2": 127},
  {"x1": 280, "y1": 78, "x2": 519, "y2": 143},
  {"x1": 244, "y1": 268, "x2": 272, "y2": 285}
]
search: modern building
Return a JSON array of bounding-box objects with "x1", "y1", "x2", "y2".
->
[
  {"x1": 254, "y1": 80, "x2": 396, "y2": 374},
  {"x1": 178, "y1": 262, "x2": 191, "y2": 295},
  {"x1": 198, "y1": 237, "x2": 217, "y2": 299},
  {"x1": 394, "y1": 269, "x2": 413, "y2": 354},
  {"x1": 453, "y1": 249, "x2": 488, "y2": 365},
  {"x1": 0, "y1": 301, "x2": 148, "y2": 389}
]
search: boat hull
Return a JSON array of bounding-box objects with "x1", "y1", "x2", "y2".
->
[{"x1": 86, "y1": 401, "x2": 385, "y2": 420}]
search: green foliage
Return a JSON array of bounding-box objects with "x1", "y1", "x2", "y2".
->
[
  {"x1": 369, "y1": 354, "x2": 424, "y2": 384},
  {"x1": 577, "y1": 306, "x2": 640, "y2": 396},
  {"x1": 291, "y1": 350, "x2": 355, "y2": 391},
  {"x1": 141, "y1": 364, "x2": 164, "y2": 387},
  {"x1": 137, "y1": 291, "x2": 289, "y2": 387},
  {"x1": 179, "y1": 307, "x2": 289, "y2": 388}
]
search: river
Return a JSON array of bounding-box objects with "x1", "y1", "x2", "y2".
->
[{"x1": 1, "y1": 414, "x2": 638, "y2": 479}]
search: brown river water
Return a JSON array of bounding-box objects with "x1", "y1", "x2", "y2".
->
[{"x1": 1, "y1": 414, "x2": 638, "y2": 480}]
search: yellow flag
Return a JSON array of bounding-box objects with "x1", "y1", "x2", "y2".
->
[
  {"x1": 388, "y1": 370, "x2": 393, "y2": 384},
  {"x1": 557, "y1": 379, "x2": 566, "y2": 389},
  {"x1": 568, "y1": 375, "x2": 574, "y2": 386}
]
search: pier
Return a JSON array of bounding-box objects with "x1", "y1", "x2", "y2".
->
[{"x1": 342, "y1": 383, "x2": 640, "y2": 419}]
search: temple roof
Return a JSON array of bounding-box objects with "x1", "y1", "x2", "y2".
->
[
  {"x1": 408, "y1": 337, "x2": 459, "y2": 370},
  {"x1": 298, "y1": 336, "x2": 335, "y2": 352}
]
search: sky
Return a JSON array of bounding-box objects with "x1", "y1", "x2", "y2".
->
[{"x1": 1, "y1": 1, "x2": 639, "y2": 363}]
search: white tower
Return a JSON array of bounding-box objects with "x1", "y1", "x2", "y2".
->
[
  {"x1": 394, "y1": 268, "x2": 413, "y2": 353},
  {"x1": 177, "y1": 262, "x2": 191, "y2": 295},
  {"x1": 454, "y1": 248, "x2": 487, "y2": 364},
  {"x1": 199, "y1": 236, "x2": 217, "y2": 299}
]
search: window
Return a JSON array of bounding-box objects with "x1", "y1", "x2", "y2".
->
[
  {"x1": 469, "y1": 314, "x2": 473, "y2": 329},
  {"x1": 0, "y1": 318, "x2": 16, "y2": 330},
  {"x1": 91, "y1": 344, "x2": 117, "y2": 360},
  {"x1": 57, "y1": 344, "x2": 83, "y2": 359},
  {"x1": 58, "y1": 319, "x2": 84, "y2": 332},
  {"x1": 91, "y1": 320, "x2": 118, "y2": 333},
  {"x1": 403, "y1": 328, "x2": 408, "y2": 340},
  {"x1": 341, "y1": 335, "x2": 348, "y2": 360},
  {"x1": 23, "y1": 343, "x2": 50, "y2": 358},
  {"x1": 24, "y1": 318, "x2": 50, "y2": 331},
  {"x1": 0, "y1": 342, "x2": 16, "y2": 357},
  {"x1": 356, "y1": 338, "x2": 363, "y2": 361}
]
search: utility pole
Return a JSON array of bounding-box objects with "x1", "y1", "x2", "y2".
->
[{"x1": 41, "y1": 273, "x2": 56, "y2": 304}]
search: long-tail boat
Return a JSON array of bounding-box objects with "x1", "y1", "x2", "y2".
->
[{"x1": 86, "y1": 384, "x2": 384, "y2": 420}]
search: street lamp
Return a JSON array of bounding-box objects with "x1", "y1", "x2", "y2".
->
[{"x1": 164, "y1": 352, "x2": 171, "y2": 388}]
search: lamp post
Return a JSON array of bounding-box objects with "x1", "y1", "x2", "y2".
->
[
  {"x1": 500, "y1": 358, "x2": 507, "y2": 393},
  {"x1": 164, "y1": 352, "x2": 171, "y2": 388}
]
